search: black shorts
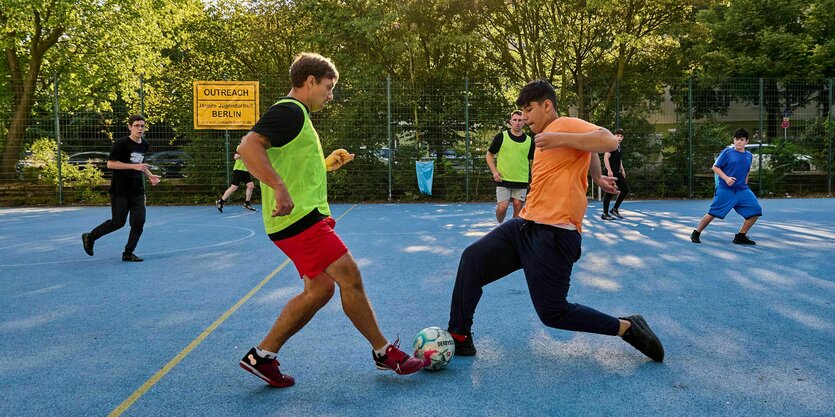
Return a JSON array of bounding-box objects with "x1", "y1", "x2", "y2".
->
[{"x1": 231, "y1": 169, "x2": 252, "y2": 185}]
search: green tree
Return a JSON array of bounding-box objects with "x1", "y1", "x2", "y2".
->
[
  {"x1": 0, "y1": 0, "x2": 201, "y2": 179},
  {"x1": 478, "y1": 0, "x2": 706, "y2": 120},
  {"x1": 685, "y1": 0, "x2": 833, "y2": 138}
]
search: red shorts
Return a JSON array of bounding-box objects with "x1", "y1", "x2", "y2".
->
[{"x1": 272, "y1": 217, "x2": 348, "y2": 279}]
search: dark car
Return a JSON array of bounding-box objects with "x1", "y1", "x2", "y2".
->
[
  {"x1": 145, "y1": 150, "x2": 191, "y2": 178},
  {"x1": 68, "y1": 151, "x2": 111, "y2": 178}
]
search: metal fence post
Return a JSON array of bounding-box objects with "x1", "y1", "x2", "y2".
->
[
  {"x1": 758, "y1": 78, "x2": 764, "y2": 196},
  {"x1": 224, "y1": 130, "x2": 231, "y2": 186},
  {"x1": 387, "y1": 76, "x2": 392, "y2": 202},
  {"x1": 687, "y1": 77, "x2": 693, "y2": 199},
  {"x1": 140, "y1": 74, "x2": 145, "y2": 116},
  {"x1": 615, "y1": 77, "x2": 620, "y2": 129},
  {"x1": 54, "y1": 73, "x2": 63, "y2": 205},
  {"x1": 464, "y1": 77, "x2": 470, "y2": 201},
  {"x1": 829, "y1": 78, "x2": 833, "y2": 197}
]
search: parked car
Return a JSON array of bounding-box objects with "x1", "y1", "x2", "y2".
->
[
  {"x1": 714, "y1": 144, "x2": 817, "y2": 172},
  {"x1": 145, "y1": 150, "x2": 191, "y2": 178},
  {"x1": 375, "y1": 147, "x2": 393, "y2": 163},
  {"x1": 15, "y1": 151, "x2": 41, "y2": 179},
  {"x1": 68, "y1": 151, "x2": 111, "y2": 178},
  {"x1": 374, "y1": 147, "x2": 402, "y2": 166},
  {"x1": 745, "y1": 144, "x2": 816, "y2": 172}
]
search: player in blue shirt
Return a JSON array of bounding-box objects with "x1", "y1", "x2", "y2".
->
[{"x1": 690, "y1": 128, "x2": 762, "y2": 244}]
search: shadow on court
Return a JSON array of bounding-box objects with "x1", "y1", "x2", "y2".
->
[{"x1": 1, "y1": 199, "x2": 833, "y2": 416}]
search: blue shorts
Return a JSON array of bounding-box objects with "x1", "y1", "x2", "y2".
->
[{"x1": 708, "y1": 187, "x2": 763, "y2": 219}]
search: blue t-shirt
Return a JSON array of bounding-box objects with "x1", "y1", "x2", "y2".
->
[{"x1": 714, "y1": 146, "x2": 753, "y2": 190}]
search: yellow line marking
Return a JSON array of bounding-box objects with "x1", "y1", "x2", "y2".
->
[{"x1": 108, "y1": 205, "x2": 357, "y2": 416}]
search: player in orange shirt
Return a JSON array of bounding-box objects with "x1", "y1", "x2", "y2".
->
[{"x1": 447, "y1": 80, "x2": 664, "y2": 362}]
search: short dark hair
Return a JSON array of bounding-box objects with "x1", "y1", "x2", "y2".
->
[
  {"x1": 127, "y1": 115, "x2": 145, "y2": 125},
  {"x1": 734, "y1": 128, "x2": 749, "y2": 139},
  {"x1": 614, "y1": 128, "x2": 625, "y2": 135},
  {"x1": 290, "y1": 53, "x2": 339, "y2": 88},
  {"x1": 510, "y1": 110, "x2": 523, "y2": 118},
  {"x1": 515, "y1": 79, "x2": 557, "y2": 109}
]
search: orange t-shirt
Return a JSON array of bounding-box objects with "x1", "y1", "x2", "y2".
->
[{"x1": 518, "y1": 117, "x2": 599, "y2": 232}]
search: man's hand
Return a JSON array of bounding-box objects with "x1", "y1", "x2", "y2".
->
[
  {"x1": 133, "y1": 163, "x2": 150, "y2": 172},
  {"x1": 325, "y1": 148, "x2": 355, "y2": 172},
  {"x1": 594, "y1": 174, "x2": 620, "y2": 195},
  {"x1": 492, "y1": 171, "x2": 502, "y2": 182},
  {"x1": 272, "y1": 184, "x2": 294, "y2": 217},
  {"x1": 533, "y1": 132, "x2": 562, "y2": 150},
  {"x1": 148, "y1": 174, "x2": 161, "y2": 186},
  {"x1": 724, "y1": 176, "x2": 737, "y2": 187}
]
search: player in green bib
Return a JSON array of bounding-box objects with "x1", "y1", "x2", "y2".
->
[
  {"x1": 235, "y1": 53, "x2": 425, "y2": 388},
  {"x1": 486, "y1": 110, "x2": 534, "y2": 223},
  {"x1": 216, "y1": 153, "x2": 256, "y2": 212}
]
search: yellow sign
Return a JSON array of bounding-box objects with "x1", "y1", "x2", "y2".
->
[{"x1": 193, "y1": 81, "x2": 259, "y2": 130}]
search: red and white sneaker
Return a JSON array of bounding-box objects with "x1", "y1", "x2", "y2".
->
[
  {"x1": 239, "y1": 347, "x2": 295, "y2": 388},
  {"x1": 373, "y1": 339, "x2": 427, "y2": 375}
]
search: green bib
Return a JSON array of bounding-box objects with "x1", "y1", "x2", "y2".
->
[
  {"x1": 261, "y1": 99, "x2": 331, "y2": 234},
  {"x1": 496, "y1": 131, "x2": 531, "y2": 183},
  {"x1": 233, "y1": 158, "x2": 247, "y2": 172}
]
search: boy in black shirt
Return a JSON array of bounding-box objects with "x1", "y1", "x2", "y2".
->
[
  {"x1": 82, "y1": 115, "x2": 161, "y2": 261},
  {"x1": 602, "y1": 128, "x2": 629, "y2": 220}
]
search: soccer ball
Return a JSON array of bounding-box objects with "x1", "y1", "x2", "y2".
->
[{"x1": 412, "y1": 327, "x2": 455, "y2": 371}]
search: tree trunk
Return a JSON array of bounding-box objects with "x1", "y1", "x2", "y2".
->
[
  {"x1": 0, "y1": 11, "x2": 62, "y2": 179},
  {"x1": 0, "y1": 88, "x2": 35, "y2": 180}
]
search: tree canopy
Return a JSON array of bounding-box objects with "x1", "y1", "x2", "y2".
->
[{"x1": 2, "y1": 0, "x2": 834, "y2": 180}]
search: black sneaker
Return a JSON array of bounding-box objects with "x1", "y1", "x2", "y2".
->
[
  {"x1": 733, "y1": 233, "x2": 756, "y2": 245},
  {"x1": 243, "y1": 202, "x2": 256, "y2": 211},
  {"x1": 122, "y1": 252, "x2": 144, "y2": 262},
  {"x1": 82, "y1": 233, "x2": 94, "y2": 256},
  {"x1": 611, "y1": 209, "x2": 623, "y2": 219},
  {"x1": 216, "y1": 199, "x2": 224, "y2": 213},
  {"x1": 620, "y1": 315, "x2": 664, "y2": 362},
  {"x1": 448, "y1": 330, "x2": 476, "y2": 356},
  {"x1": 601, "y1": 213, "x2": 615, "y2": 221},
  {"x1": 690, "y1": 230, "x2": 701, "y2": 243}
]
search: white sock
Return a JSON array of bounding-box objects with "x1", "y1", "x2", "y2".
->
[
  {"x1": 373, "y1": 343, "x2": 391, "y2": 357},
  {"x1": 255, "y1": 346, "x2": 277, "y2": 360}
]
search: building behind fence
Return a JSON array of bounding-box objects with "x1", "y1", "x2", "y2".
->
[{"x1": 1, "y1": 76, "x2": 832, "y2": 206}]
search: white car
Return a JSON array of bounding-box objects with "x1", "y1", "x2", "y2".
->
[
  {"x1": 744, "y1": 143, "x2": 818, "y2": 172},
  {"x1": 716, "y1": 144, "x2": 818, "y2": 172}
]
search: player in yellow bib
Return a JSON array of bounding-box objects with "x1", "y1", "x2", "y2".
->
[
  {"x1": 486, "y1": 110, "x2": 534, "y2": 223},
  {"x1": 235, "y1": 53, "x2": 425, "y2": 388},
  {"x1": 216, "y1": 153, "x2": 256, "y2": 212}
]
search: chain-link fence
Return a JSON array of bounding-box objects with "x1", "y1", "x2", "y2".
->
[{"x1": 1, "y1": 76, "x2": 832, "y2": 205}]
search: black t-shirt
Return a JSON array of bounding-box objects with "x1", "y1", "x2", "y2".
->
[
  {"x1": 108, "y1": 136, "x2": 149, "y2": 196},
  {"x1": 250, "y1": 97, "x2": 307, "y2": 148},
  {"x1": 607, "y1": 146, "x2": 622, "y2": 175},
  {"x1": 487, "y1": 130, "x2": 535, "y2": 189},
  {"x1": 250, "y1": 97, "x2": 328, "y2": 240}
]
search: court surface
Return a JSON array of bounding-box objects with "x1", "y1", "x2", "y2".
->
[{"x1": 1, "y1": 199, "x2": 833, "y2": 417}]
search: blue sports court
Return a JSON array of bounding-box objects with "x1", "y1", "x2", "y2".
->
[{"x1": 1, "y1": 199, "x2": 834, "y2": 416}]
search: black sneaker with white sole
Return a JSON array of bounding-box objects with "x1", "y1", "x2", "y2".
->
[{"x1": 610, "y1": 209, "x2": 624, "y2": 219}]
